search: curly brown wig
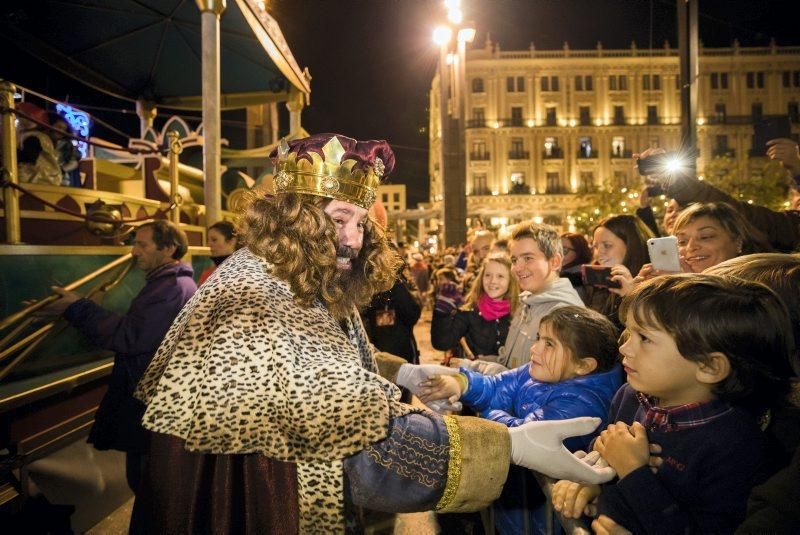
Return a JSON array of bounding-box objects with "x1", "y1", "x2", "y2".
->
[{"x1": 239, "y1": 192, "x2": 400, "y2": 320}]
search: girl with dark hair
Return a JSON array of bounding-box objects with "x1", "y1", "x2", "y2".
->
[
  {"x1": 586, "y1": 214, "x2": 655, "y2": 327},
  {"x1": 199, "y1": 220, "x2": 242, "y2": 284},
  {"x1": 421, "y1": 305, "x2": 622, "y2": 535}
]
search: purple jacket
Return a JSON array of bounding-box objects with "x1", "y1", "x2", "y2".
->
[{"x1": 64, "y1": 261, "x2": 196, "y2": 452}]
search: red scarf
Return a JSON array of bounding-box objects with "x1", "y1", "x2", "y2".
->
[{"x1": 477, "y1": 293, "x2": 511, "y2": 321}]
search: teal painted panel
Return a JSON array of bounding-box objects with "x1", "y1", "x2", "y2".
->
[{"x1": 0, "y1": 254, "x2": 146, "y2": 383}]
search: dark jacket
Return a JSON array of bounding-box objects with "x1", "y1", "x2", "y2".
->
[
  {"x1": 598, "y1": 384, "x2": 766, "y2": 534},
  {"x1": 362, "y1": 278, "x2": 421, "y2": 363},
  {"x1": 461, "y1": 364, "x2": 623, "y2": 451},
  {"x1": 64, "y1": 261, "x2": 196, "y2": 452},
  {"x1": 431, "y1": 308, "x2": 511, "y2": 358}
]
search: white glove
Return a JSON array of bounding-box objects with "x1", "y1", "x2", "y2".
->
[
  {"x1": 508, "y1": 417, "x2": 616, "y2": 484},
  {"x1": 396, "y1": 364, "x2": 462, "y2": 413}
]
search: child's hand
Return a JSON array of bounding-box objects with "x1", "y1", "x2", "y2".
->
[
  {"x1": 418, "y1": 374, "x2": 463, "y2": 404},
  {"x1": 648, "y1": 443, "x2": 663, "y2": 474},
  {"x1": 594, "y1": 422, "x2": 650, "y2": 478},
  {"x1": 591, "y1": 514, "x2": 632, "y2": 535},
  {"x1": 552, "y1": 479, "x2": 601, "y2": 519}
]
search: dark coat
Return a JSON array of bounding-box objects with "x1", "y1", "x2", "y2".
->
[
  {"x1": 362, "y1": 279, "x2": 421, "y2": 363},
  {"x1": 64, "y1": 261, "x2": 196, "y2": 452},
  {"x1": 430, "y1": 308, "x2": 510, "y2": 358}
]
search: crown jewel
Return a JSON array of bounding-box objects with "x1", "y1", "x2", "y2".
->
[{"x1": 272, "y1": 136, "x2": 383, "y2": 209}]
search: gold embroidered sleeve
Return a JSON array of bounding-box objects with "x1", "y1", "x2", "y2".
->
[{"x1": 436, "y1": 415, "x2": 511, "y2": 513}]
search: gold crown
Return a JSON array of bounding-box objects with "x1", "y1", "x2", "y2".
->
[{"x1": 272, "y1": 136, "x2": 383, "y2": 209}]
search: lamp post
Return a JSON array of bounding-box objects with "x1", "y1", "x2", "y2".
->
[{"x1": 432, "y1": 0, "x2": 474, "y2": 248}]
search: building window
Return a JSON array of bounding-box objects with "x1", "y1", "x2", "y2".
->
[
  {"x1": 578, "y1": 136, "x2": 593, "y2": 158},
  {"x1": 790, "y1": 102, "x2": 800, "y2": 124},
  {"x1": 579, "y1": 172, "x2": 594, "y2": 192},
  {"x1": 613, "y1": 105, "x2": 625, "y2": 125},
  {"x1": 540, "y1": 77, "x2": 549, "y2": 91},
  {"x1": 507, "y1": 76, "x2": 525, "y2": 93},
  {"x1": 575, "y1": 75, "x2": 594, "y2": 92},
  {"x1": 579, "y1": 106, "x2": 591, "y2": 126},
  {"x1": 509, "y1": 172, "x2": 528, "y2": 194},
  {"x1": 472, "y1": 78, "x2": 484, "y2": 93},
  {"x1": 544, "y1": 137, "x2": 558, "y2": 157},
  {"x1": 612, "y1": 136, "x2": 626, "y2": 158},
  {"x1": 711, "y1": 72, "x2": 728, "y2": 90},
  {"x1": 546, "y1": 172, "x2": 561, "y2": 193},
  {"x1": 473, "y1": 173, "x2": 488, "y2": 195},
  {"x1": 510, "y1": 138, "x2": 526, "y2": 159},
  {"x1": 510, "y1": 107, "x2": 524, "y2": 126},
  {"x1": 794, "y1": 71, "x2": 800, "y2": 87},
  {"x1": 585, "y1": 76, "x2": 593, "y2": 91},
  {"x1": 647, "y1": 105, "x2": 658, "y2": 125},
  {"x1": 747, "y1": 72, "x2": 765, "y2": 89},
  {"x1": 393, "y1": 193, "x2": 400, "y2": 203},
  {"x1": 752, "y1": 103, "x2": 763, "y2": 122},
  {"x1": 614, "y1": 171, "x2": 631, "y2": 188},
  {"x1": 783, "y1": 71, "x2": 791, "y2": 88},
  {"x1": 471, "y1": 140, "x2": 488, "y2": 160},
  {"x1": 551, "y1": 76, "x2": 559, "y2": 91},
  {"x1": 546, "y1": 107, "x2": 557, "y2": 126},
  {"x1": 575, "y1": 76, "x2": 583, "y2": 91},
  {"x1": 643, "y1": 74, "x2": 650, "y2": 90},
  {"x1": 381, "y1": 194, "x2": 389, "y2": 204},
  {"x1": 715, "y1": 103, "x2": 727, "y2": 123},
  {"x1": 721, "y1": 73, "x2": 728, "y2": 89},
  {"x1": 472, "y1": 107, "x2": 485, "y2": 123},
  {"x1": 653, "y1": 74, "x2": 661, "y2": 90},
  {"x1": 608, "y1": 74, "x2": 627, "y2": 91}
]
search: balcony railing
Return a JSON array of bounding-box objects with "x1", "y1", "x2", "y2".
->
[
  {"x1": 610, "y1": 150, "x2": 633, "y2": 159},
  {"x1": 712, "y1": 148, "x2": 736, "y2": 158},
  {"x1": 500, "y1": 117, "x2": 526, "y2": 127},
  {"x1": 542, "y1": 148, "x2": 563, "y2": 159},
  {"x1": 470, "y1": 188, "x2": 492, "y2": 196},
  {"x1": 545, "y1": 186, "x2": 570, "y2": 194},
  {"x1": 508, "y1": 151, "x2": 530, "y2": 160},
  {"x1": 704, "y1": 115, "x2": 759, "y2": 125},
  {"x1": 577, "y1": 149, "x2": 599, "y2": 159},
  {"x1": 466, "y1": 119, "x2": 487, "y2": 128},
  {"x1": 470, "y1": 151, "x2": 491, "y2": 161}
]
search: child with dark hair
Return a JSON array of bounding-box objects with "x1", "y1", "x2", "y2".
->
[
  {"x1": 553, "y1": 273, "x2": 793, "y2": 534},
  {"x1": 420, "y1": 305, "x2": 623, "y2": 534}
]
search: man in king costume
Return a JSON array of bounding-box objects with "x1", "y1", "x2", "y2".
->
[{"x1": 131, "y1": 133, "x2": 613, "y2": 534}]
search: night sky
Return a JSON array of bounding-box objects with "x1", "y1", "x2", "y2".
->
[
  {"x1": 273, "y1": 0, "x2": 799, "y2": 206},
  {"x1": 3, "y1": 0, "x2": 798, "y2": 207}
]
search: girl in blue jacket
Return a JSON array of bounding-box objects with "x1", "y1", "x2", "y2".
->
[{"x1": 419, "y1": 305, "x2": 623, "y2": 534}]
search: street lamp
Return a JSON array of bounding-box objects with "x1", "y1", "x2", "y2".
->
[{"x1": 432, "y1": 1, "x2": 475, "y2": 247}]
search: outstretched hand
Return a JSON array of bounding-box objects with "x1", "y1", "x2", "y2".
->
[
  {"x1": 395, "y1": 364, "x2": 463, "y2": 413},
  {"x1": 508, "y1": 417, "x2": 616, "y2": 484}
]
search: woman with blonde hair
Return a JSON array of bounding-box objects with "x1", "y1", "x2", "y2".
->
[{"x1": 431, "y1": 253, "x2": 520, "y2": 359}]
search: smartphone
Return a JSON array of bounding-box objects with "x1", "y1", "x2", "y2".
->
[
  {"x1": 645, "y1": 183, "x2": 664, "y2": 196},
  {"x1": 752, "y1": 116, "x2": 792, "y2": 157},
  {"x1": 647, "y1": 236, "x2": 682, "y2": 272},
  {"x1": 637, "y1": 153, "x2": 672, "y2": 176},
  {"x1": 581, "y1": 264, "x2": 621, "y2": 289}
]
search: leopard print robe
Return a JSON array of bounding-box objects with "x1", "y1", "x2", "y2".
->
[{"x1": 136, "y1": 247, "x2": 416, "y2": 533}]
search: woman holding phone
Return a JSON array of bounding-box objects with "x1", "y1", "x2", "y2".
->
[{"x1": 585, "y1": 214, "x2": 654, "y2": 327}]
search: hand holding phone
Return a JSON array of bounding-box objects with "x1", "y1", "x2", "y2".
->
[
  {"x1": 581, "y1": 265, "x2": 621, "y2": 289},
  {"x1": 647, "y1": 237, "x2": 682, "y2": 272}
]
